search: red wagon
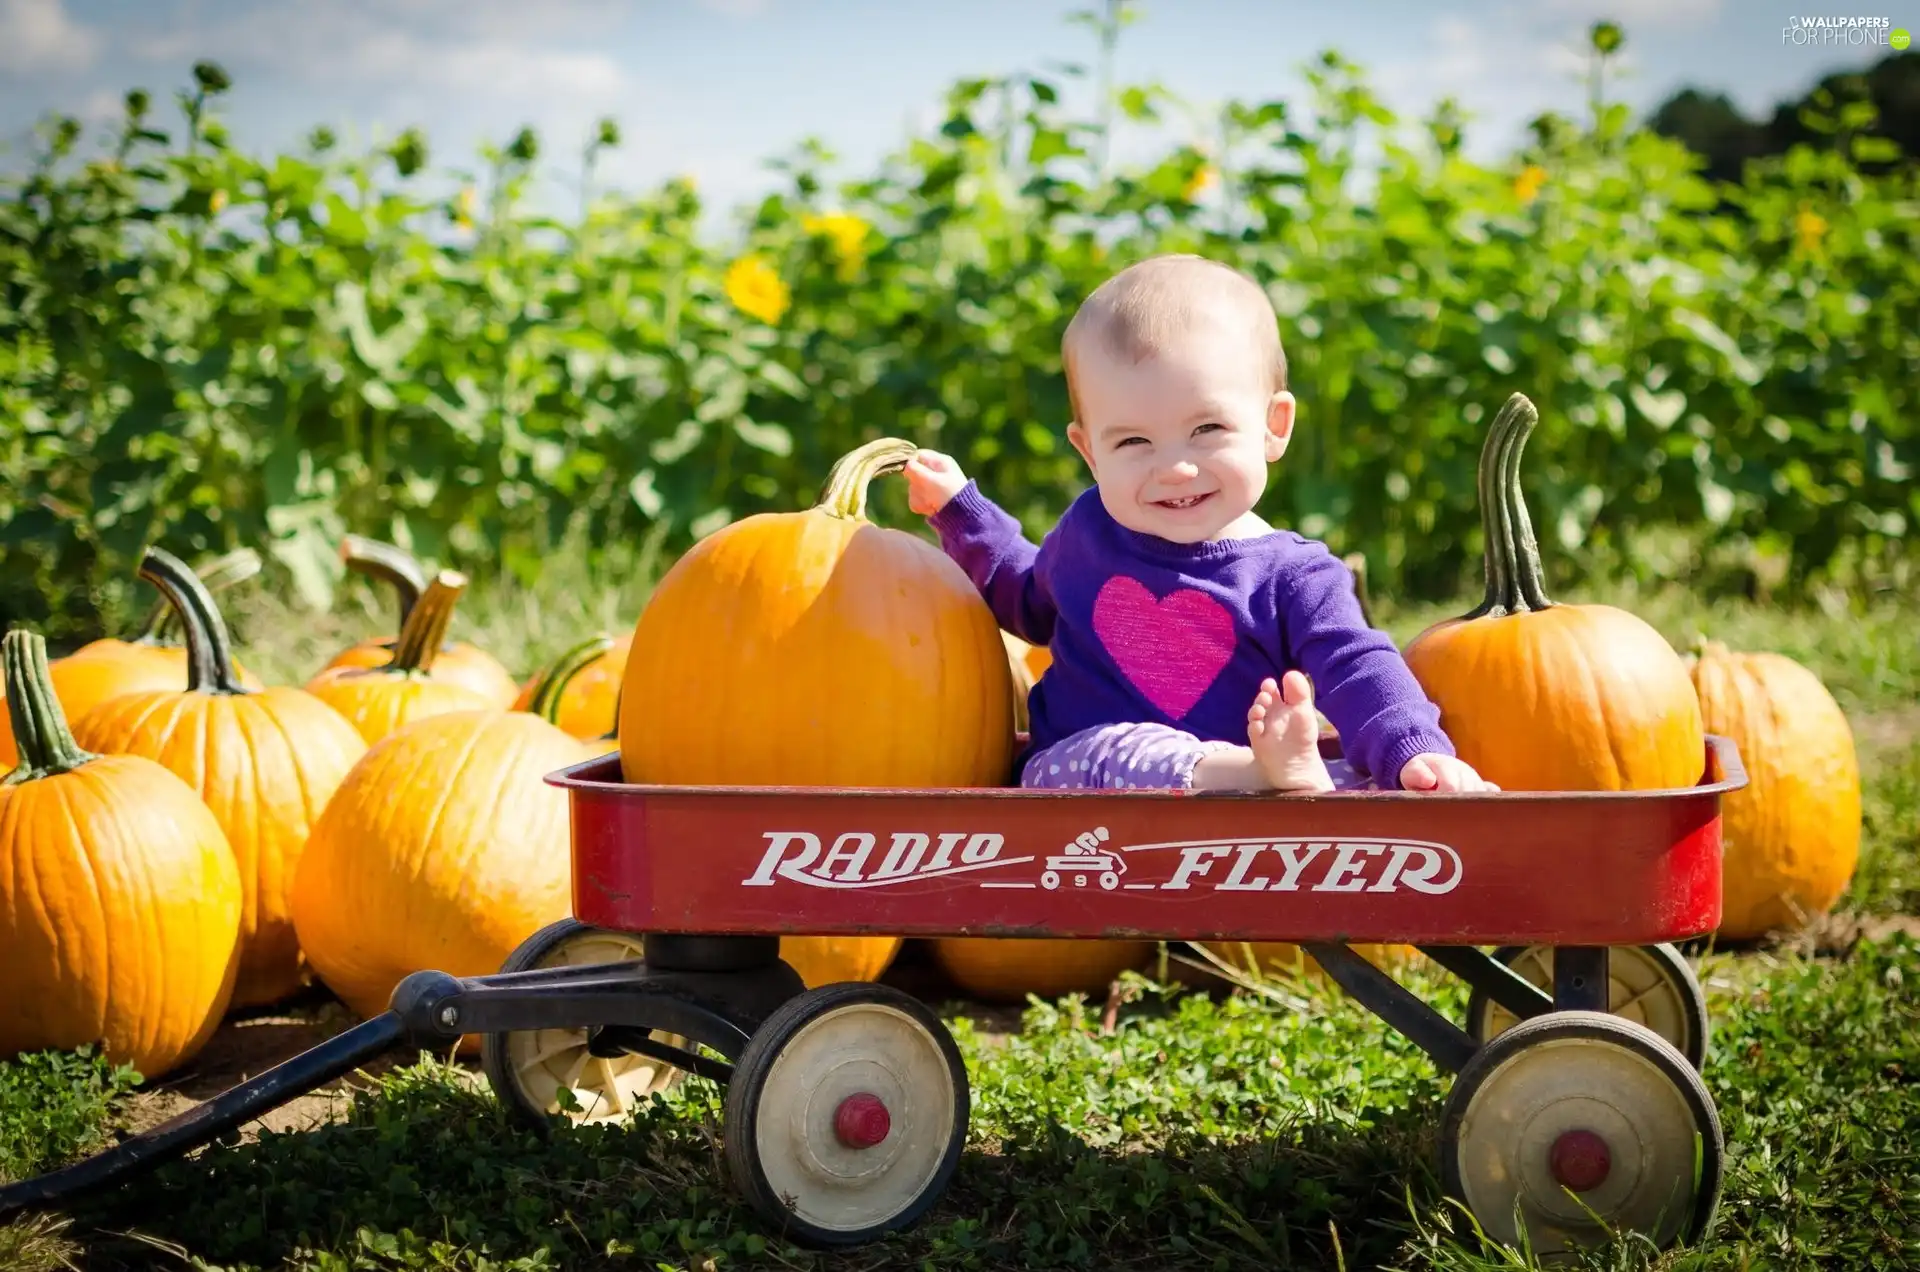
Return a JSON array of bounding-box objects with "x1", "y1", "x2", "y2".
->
[{"x1": 0, "y1": 734, "x2": 1746, "y2": 1260}]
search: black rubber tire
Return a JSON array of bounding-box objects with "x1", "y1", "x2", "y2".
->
[
  {"x1": 1438, "y1": 1010, "x2": 1724, "y2": 1253},
  {"x1": 1463, "y1": 943, "x2": 1709, "y2": 1071},
  {"x1": 723, "y1": 981, "x2": 969, "y2": 1248}
]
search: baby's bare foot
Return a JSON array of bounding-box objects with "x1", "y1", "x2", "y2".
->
[{"x1": 1247, "y1": 672, "x2": 1335, "y2": 792}]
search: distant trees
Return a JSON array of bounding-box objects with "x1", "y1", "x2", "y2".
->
[{"x1": 1647, "y1": 50, "x2": 1917, "y2": 179}]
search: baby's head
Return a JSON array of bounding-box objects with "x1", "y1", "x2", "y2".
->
[{"x1": 1063, "y1": 254, "x2": 1294, "y2": 544}]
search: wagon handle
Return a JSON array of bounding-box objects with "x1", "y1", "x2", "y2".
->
[{"x1": 0, "y1": 1012, "x2": 405, "y2": 1220}]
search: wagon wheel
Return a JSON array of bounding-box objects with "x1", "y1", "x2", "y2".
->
[
  {"x1": 1439, "y1": 1011, "x2": 1724, "y2": 1254},
  {"x1": 1464, "y1": 944, "x2": 1708, "y2": 1070},
  {"x1": 723, "y1": 981, "x2": 969, "y2": 1247},
  {"x1": 481, "y1": 918, "x2": 687, "y2": 1128}
]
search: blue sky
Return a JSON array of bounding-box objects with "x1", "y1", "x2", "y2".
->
[{"x1": 0, "y1": 0, "x2": 1905, "y2": 228}]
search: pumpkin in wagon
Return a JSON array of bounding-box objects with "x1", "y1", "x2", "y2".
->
[
  {"x1": 70, "y1": 548, "x2": 369, "y2": 1008},
  {"x1": 619, "y1": 437, "x2": 1016, "y2": 788},
  {"x1": 1402, "y1": 393, "x2": 1705, "y2": 791},
  {"x1": 0, "y1": 629, "x2": 243, "y2": 1078},
  {"x1": 620, "y1": 438, "x2": 1015, "y2": 991}
]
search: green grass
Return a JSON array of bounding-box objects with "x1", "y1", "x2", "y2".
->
[{"x1": 4, "y1": 563, "x2": 1918, "y2": 1272}]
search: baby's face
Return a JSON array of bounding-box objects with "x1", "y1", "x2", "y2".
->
[{"x1": 1066, "y1": 322, "x2": 1294, "y2": 543}]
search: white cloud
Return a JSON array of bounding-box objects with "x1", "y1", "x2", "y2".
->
[
  {"x1": 136, "y1": 1, "x2": 627, "y2": 105},
  {"x1": 700, "y1": 0, "x2": 776, "y2": 16},
  {"x1": 0, "y1": 0, "x2": 102, "y2": 73}
]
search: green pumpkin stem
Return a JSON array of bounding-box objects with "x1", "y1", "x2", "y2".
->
[
  {"x1": 818, "y1": 437, "x2": 922, "y2": 521},
  {"x1": 1463, "y1": 393, "x2": 1552, "y2": 620},
  {"x1": 604, "y1": 680, "x2": 623, "y2": 742},
  {"x1": 387, "y1": 572, "x2": 466, "y2": 675},
  {"x1": 3, "y1": 629, "x2": 99, "y2": 785},
  {"x1": 135, "y1": 548, "x2": 263, "y2": 645},
  {"x1": 528, "y1": 635, "x2": 615, "y2": 724},
  {"x1": 139, "y1": 546, "x2": 250, "y2": 695},
  {"x1": 341, "y1": 535, "x2": 428, "y2": 631}
]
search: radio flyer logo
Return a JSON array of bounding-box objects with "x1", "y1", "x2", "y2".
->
[
  {"x1": 1781, "y1": 15, "x2": 1902, "y2": 45},
  {"x1": 740, "y1": 823, "x2": 1464, "y2": 896}
]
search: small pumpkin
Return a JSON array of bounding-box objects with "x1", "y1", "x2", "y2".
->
[
  {"x1": 0, "y1": 552, "x2": 265, "y2": 769},
  {"x1": 71, "y1": 548, "x2": 369, "y2": 1008},
  {"x1": 512, "y1": 633, "x2": 631, "y2": 741},
  {"x1": 289, "y1": 700, "x2": 598, "y2": 1032},
  {"x1": 0, "y1": 628, "x2": 243, "y2": 1078},
  {"x1": 320, "y1": 536, "x2": 520, "y2": 707},
  {"x1": 1401, "y1": 393, "x2": 1705, "y2": 791},
  {"x1": 930, "y1": 937, "x2": 1151, "y2": 1004},
  {"x1": 619, "y1": 437, "x2": 1016, "y2": 787},
  {"x1": 779, "y1": 936, "x2": 904, "y2": 989},
  {"x1": 1185, "y1": 940, "x2": 1420, "y2": 987},
  {"x1": 304, "y1": 570, "x2": 496, "y2": 744},
  {"x1": 1689, "y1": 639, "x2": 1861, "y2": 939}
]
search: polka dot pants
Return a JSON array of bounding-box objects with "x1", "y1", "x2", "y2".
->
[{"x1": 1019, "y1": 722, "x2": 1372, "y2": 791}]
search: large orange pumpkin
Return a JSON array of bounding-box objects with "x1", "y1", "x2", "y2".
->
[
  {"x1": 619, "y1": 437, "x2": 1016, "y2": 787},
  {"x1": 512, "y1": 633, "x2": 630, "y2": 741},
  {"x1": 1402, "y1": 393, "x2": 1705, "y2": 791},
  {"x1": 931, "y1": 938, "x2": 1151, "y2": 1003},
  {"x1": 0, "y1": 552, "x2": 265, "y2": 769},
  {"x1": 320, "y1": 536, "x2": 520, "y2": 707},
  {"x1": 71, "y1": 548, "x2": 369, "y2": 1008},
  {"x1": 0, "y1": 629, "x2": 243, "y2": 1078},
  {"x1": 305, "y1": 571, "x2": 496, "y2": 744},
  {"x1": 1689, "y1": 639, "x2": 1861, "y2": 939},
  {"x1": 289, "y1": 708, "x2": 597, "y2": 1027}
]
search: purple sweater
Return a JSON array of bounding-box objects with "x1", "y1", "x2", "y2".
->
[{"x1": 929, "y1": 481, "x2": 1456, "y2": 789}]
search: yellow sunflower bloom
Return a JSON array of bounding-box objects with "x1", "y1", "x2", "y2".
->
[
  {"x1": 724, "y1": 253, "x2": 791, "y2": 325},
  {"x1": 802, "y1": 211, "x2": 871, "y2": 280},
  {"x1": 1793, "y1": 205, "x2": 1827, "y2": 255},
  {"x1": 1513, "y1": 164, "x2": 1547, "y2": 205},
  {"x1": 1182, "y1": 164, "x2": 1216, "y2": 203}
]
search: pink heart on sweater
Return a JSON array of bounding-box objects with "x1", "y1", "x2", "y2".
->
[{"x1": 1091, "y1": 575, "x2": 1238, "y2": 720}]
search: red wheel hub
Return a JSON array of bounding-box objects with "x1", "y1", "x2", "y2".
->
[
  {"x1": 1548, "y1": 1129, "x2": 1612, "y2": 1192},
  {"x1": 833, "y1": 1092, "x2": 891, "y2": 1149}
]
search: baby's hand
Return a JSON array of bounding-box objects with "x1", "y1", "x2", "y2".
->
[
  {"x1": 1399, "y1": 753, "x2": 1500, "y2": 794},
  {"x1": 903, "y1": 449, "x2": 968, "y2": 516}
]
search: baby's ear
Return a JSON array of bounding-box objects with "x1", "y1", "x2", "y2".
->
[{"x1": 1264, "y1": 391, "x2": 1297, "y2": 460}]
